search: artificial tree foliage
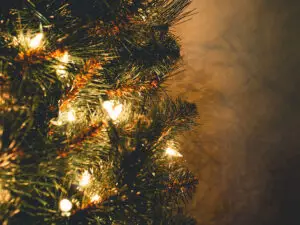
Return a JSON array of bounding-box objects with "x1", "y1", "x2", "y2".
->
[{"x1": 0, "y1": 0, "x2": 198, "y2": 224}]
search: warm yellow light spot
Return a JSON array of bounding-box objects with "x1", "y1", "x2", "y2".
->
[
  {"x1": 56, "y1": 66, "x2": 67, "y2": 77},
  {"x1": 29, "y1": 33, "x2": 44, "y2": 49},
  {"x1": 56, "y1": 51, "x2": 70, "y2": 77},
  {"x1": 50, "y1": 119, "x2": 63, "y2": 126},
  {"x1": 0, "y1": 187, "x2": 11, "y2": 204},
  {"x1": 67, "y1": 109, "x2": 76, "y2": 122},
  {"x1": 91, "y1": 194, "x2": 101, "y2": 203},
  {"x1": 61, "y1": 51, "x2": 69, "y2": 63},
  {"x1": 79, "y1": 170, "x2": 91, "y2": 187},
  {"x1": 165, "y1": 147, "x2": 183, "y2": 158},
  {"x1": 103, "y1": 100, "x2": 123, "y2": 121},
  {"x1": 59, "y1": 199, "x2": 72, "y2": 212}
]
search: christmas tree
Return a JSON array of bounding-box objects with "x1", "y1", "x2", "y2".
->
[{"x1": 0, "y1": 0, "x2": 198, "y2": 224}]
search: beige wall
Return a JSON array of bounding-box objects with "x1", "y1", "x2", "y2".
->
[{"x1": 170, "y1": 0, "x2": 300, "y2": 224}]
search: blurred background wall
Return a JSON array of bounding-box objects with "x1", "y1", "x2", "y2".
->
[{"x1": 169, "y1": 0, "x2": 300, "y2": 224}]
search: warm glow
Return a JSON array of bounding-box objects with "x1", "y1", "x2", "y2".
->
[
  {"x1": 79, "y1": 170, "x2": 91, "y2": 187},
  {"x1": 67, "y1": 109, "x2": 76, "y2": 122},
  {"x1": 59, "y1": 199, "x2": 72, "y2": 212},
  {"x1": 50, "y1": 108, "x2": 76, "y2": 125},
  {"x1": 56, "y1": 66, "x2": 67, "y2": 77},
  {"x1": 165, "y1": 147, "x2": 183, "y2": 157},
  {"x1": 29, "y1": 33, "x2": 44, "y2": 49},
  {"x1": 103, "y1": 100, "x2": 123, "y2": 121},
  {"x1": 91, "y1": 194, "x2": 101, "y2": 203},
  {"x1": 61, "y1": 51, "x2": 69, "y2": 63},
  {"x1": 56, "y1": 51, "x2": 70, "y2": 77},
  {"x1": 0, "y1": 187, "x2": 11, "y2": 204},
  {"x1": 50, "y1": 119, "x2": 63, "y2": 126}
]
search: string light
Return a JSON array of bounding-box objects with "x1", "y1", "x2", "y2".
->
[
  {"x1": 165, "y1": 147, "x2": 183, "y2": 158},
  {"x1": 50, "y1": 107, "x2": 76, "y2": 126},
  {"x1": 56, "y1": 51, "x2": 70, "y2": 77},
  {"x1": 103, "y1": 100, "x2": 123, "y2": 121},
  {"x1": 56, "y1": 65, "x2": 67, "y2": 77},
  {"x1": 60, "y1": 51, "x2": 69, "y2": 63},
  {"x1": 67, "y1": 109, "x2": 76, "y2": 122},
  {"x1": 59, "y1": 198, "x2": 72, "y2": 212},
  {"x1": 29, "y1": 33, "x2": 44, "y2": 49},
  {"x1": 91, "y1": 194, "x2": 101, "y2": 203},
  {"x1": 79, "y1": 170, "x2": 91, "y2": 187}
]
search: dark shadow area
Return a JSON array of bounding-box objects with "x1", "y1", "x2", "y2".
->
[
  {"x1": 269, "y1": 150, "x2": 300, "y2": 225},
  {"x1": 260, "y1": 1, "x2": 300, "y2": 224}
]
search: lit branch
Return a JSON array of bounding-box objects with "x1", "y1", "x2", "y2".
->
[
  {"x1": 67, "y1": 109, "x2": 76, "y2": 122},
  {"x1": 29, "y1": 33, "x2": 44, "y2": 49},
  {"x1": 103, "y1": 100, "x2": 123, "y2": 121},
  {"x1": 90, "y1": 194, "x2": 101, "y2": 203},
  {"x1": 165, "y1": 147, "x2": 183, "y2": 158},
  {"x1": 79, "y1": 170, "x2": 91, "y2": 187},
  {"x1": 56, "y1": 51, "x2": 70, "y2": 77}
]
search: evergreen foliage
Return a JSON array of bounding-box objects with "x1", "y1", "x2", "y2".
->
[{"x1": 0, "y1": 0, "x2": 197, "y2": 224}]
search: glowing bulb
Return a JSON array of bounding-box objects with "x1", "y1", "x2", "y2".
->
[
  {"x1": 29, "y1": 33, "x2": 44, "y2": 49},
  {"x1": 56, "y1": 65, "x2": 67, "y2": 77},
  {"x1": 67, "y1": 109, "x2": 76, "y2": 122},
  {"x1": 61, "y1": 51, "x2": 69, "y2": 63},
  {"x1": 56, "y1": 51, "x2": 70, "y2": 77},
  {"x1": 79, "y1": 170, "x2": 91, "y2": 187},
  {"x1": 103, "y1": 101, "x2": 123, "y2": 121},
  {"x1": 91, "y1": 194, "x2": 101, "y2": 203},
  {"x1": 59, "y1": 199, "x2": 72, "y2": 212},
  {"x1": 165, "y1": 147, "x2": 183, "y2": 158}
]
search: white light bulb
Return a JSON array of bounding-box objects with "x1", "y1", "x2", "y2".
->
[
  {"x1": 91, "y1": 194, "x2": 101, "y2": 203},
  {"x1": 67, "y1": 109, "x2": 76, "y2": 122},
  {"x1": 165, "y1": 147, "x2": 183, "y2": 158},
  {"x1": 56, "y1": 51, "x2": 70, "y2": 77},
  {"x1": 103, "y1": 100, "x2": 123, "y2": 121},
  {"x1": 29, "y1": 33, "x2": 44, "y2": 49},
  {"x1": 59, "y1": 199, "x2": 72, "y2": 212},
  {"x1": 61, "y1": 51, "x2": 69, "y2": 63},
  {"x1": 56, "y1": 65, "x2": 67, "y2": 77},
  {"x1": 79, "y1": 170, "x2": 91, "y2": 187}
]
